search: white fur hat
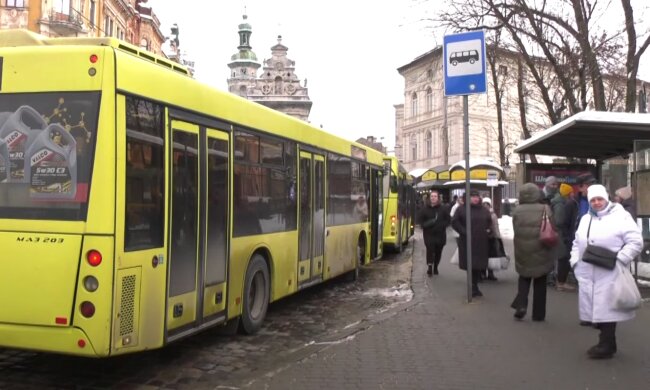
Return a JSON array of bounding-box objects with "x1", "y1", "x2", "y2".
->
[
  {"x1": 482, "y1": 197, "x2": 492, "y2": 205},
  {"x1": 587, "y1": 184, "x2": 609, "y2": 202}
]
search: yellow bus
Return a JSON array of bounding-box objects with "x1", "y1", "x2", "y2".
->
[
  {"x1": 382, "y1": 156, "x2": 414, "y2": 252},
  {"x1": 0, "y1": 30, "x2": 384, "y2": 357}
]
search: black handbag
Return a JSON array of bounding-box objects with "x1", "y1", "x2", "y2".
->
[{"x1": 581, "y1": 217, "x2": 618, "y2": 270}]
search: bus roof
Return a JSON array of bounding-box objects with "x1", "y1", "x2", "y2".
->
[{"x1": 0, "y1": 29, "x2": 189, "y2": 76}]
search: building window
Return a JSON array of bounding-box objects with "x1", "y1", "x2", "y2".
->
[
  {"x1": 427, "y1": 69, "x2": 433, "y2": 79},
  {"x1": 89, "y1": 0, "x2": 96, "y2": 26},
  {"x1": 53, "y1": 0, "x2": 70, "y2": 14},
  {"x1": 425, "y1": 131, "x2": 432, "y2": 158},
  {"x1": 140, "y1": 37, "x2": 149, "y2": 51},
  {"x1": 426, "y1": 88, "x2": 433, "y2": 112},
  {"x1": 499, "y1": 65, "x2": 508, "y2": 76},
  {"x1": 410, "y1": 134, "x2": 417, "y2": 161},
  {"x1": 411, "y1": 92, "x2": 418, "y2": 117},
  {"x1": 6, "y1": 0, "x2": 25, "y2": 7}
]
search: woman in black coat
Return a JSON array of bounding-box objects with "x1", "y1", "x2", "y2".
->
[
  {"x1": 452, "y1": 190, "x2": 493, "y2": 297},
  {"x1": 417, "y1": 191, "x2": 451, "y2": 276}
]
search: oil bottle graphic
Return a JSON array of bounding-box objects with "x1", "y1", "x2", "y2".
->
[
  {"x1": 26, "y1": 123, "x2": 77, "y2": 199},
  {"x1": 0, "y1": 105, "x2": 47, "y2": 182},
  {"x1": 0, "y1": 111, "x2": 12, "y2": 182}
]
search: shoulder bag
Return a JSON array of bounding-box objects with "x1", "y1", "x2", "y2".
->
[
  {"x1": 581, "y1": 216, "x2": 618, "y2": 270},
  {"x1": 539, "y1": 206, "x2": 559, "y2": 248}
]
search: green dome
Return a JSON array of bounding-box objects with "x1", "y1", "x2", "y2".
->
[{"x1": 231, "y1": 50, "x2": 258, "y2": 61}]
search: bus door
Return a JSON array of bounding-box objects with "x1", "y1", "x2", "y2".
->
[
  {"x1": 167, "y1": 121, "x2": 230, "y2": 336},
  {"x1": 370, "y1": 168, "x2": 383, "y2": 259},
  {"x1": 298, "y1": 151, "x2": 325, "y2": 285},
  {"x1": 167, "y1": 121, "x2": 201, "y2": 334}
]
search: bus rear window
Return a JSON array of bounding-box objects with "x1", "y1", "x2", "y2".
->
[{"x1": 0, "y1": 92, "x2": 100, "y2": 220}]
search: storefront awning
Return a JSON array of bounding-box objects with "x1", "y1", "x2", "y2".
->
[{"x1": 514, "y1": 111, "x2": 650, "y2": 160}]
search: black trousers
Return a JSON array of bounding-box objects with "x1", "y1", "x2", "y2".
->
[
  {"x1": 557, "y1": 254, "x2": 571, "y2": 283},
  {"x1": 424, "y1": 237, "x2": 444, "y2": 268},
  {"x1": 511, "y1": 274, "x2": 548, "y2": 320}
]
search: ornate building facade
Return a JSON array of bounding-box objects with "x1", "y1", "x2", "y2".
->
[
  {"x1": 395, "y1": 46, "x2": 650, "y2": 173},
  {"x1": 0, "y1": 0, "x2": 165, "y2": 56},
  {"x1": 395, "y1": 47, "x2": 538, "y2": 173},
  {"x1": 227, "y1": 15, "x2": 312, "y2": 122}
]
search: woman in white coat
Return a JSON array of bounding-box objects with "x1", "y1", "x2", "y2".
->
[{"x1": 570, "y1": 184, "x2": 643, "y2": 359}]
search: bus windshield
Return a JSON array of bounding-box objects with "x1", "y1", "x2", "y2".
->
[{"x1": 0, "y1": 92, "x2": 100, "y2": 220}]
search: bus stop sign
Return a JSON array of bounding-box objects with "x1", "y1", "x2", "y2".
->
[{"x1": 443, "y1": 30, "x2": 487, "y2": 96}]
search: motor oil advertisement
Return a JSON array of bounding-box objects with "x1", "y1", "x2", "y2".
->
[
  {"x1": 0, "y1": 92, "x2": 99, "y2": 207},
  {"x1": 28, "y1": 124, "x2": 77, "y2": 199}
]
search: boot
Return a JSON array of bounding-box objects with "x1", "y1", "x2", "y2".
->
[
  {"x1": 433, "y1": 265, "x2": 439, "y2": 275},
  {"x1": 513, "y1": 307, "x2": 526, "y2": 320},
  {"x1": 588, "y1": 323, "x2": 617, "y2": 359},
  {"x1": 472, "y1": 285, "x2": 483, "y2": 297},
  {"x1": 427, "y1": 264, "x2": 433, "y2": 276}
]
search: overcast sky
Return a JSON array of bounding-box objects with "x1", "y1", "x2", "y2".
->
[{"x1": 148, "y1": 0, "x2": 649, "y2": 151}]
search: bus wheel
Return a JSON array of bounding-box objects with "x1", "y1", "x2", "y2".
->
[
  {"x1": 350, "y1": 237, "x2": 366, "y2": 281},
  {"x1": 239, "y1": 254, "x2": 270, "y2": 335}
]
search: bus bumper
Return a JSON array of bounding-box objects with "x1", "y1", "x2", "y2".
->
[{"x1": 0, "y1": 323, "x2": 102, "y2": 357}]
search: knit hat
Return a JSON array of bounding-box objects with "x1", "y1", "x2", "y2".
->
[
  {"x1": 615, "y1": 186, "x2": 632, "y2": 201},
  {"x1": 576, "y1": 173, "x2": 597, "y2": 185},
  {"x1": 482, "y1": 197, "x2": 492, "y2": 205},
  {"x1": 545, "y1": 176, "x2": 558, "y2": 186},
  {"x1": 469, "y1": 190, "x2": 480, "y2": 197},
  {"x1": 559, "y1": 183, "x2": 573, "y2": 197},
  {"x1": 587, "y1": 184, "x2": 609, "y2": 202}
]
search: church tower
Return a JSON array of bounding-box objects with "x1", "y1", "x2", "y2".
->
[
  {"x1": 227, "y1": 14, "x2": 261, "y2": 97},
  {"x1": 247, "y1": 35, "x2": 312, "y2": 122},
  {"x1": 227, "y1": 15, "x2": 312, "y2": 122}
]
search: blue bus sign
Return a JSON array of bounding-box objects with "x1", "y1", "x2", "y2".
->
[{"x1": 443, "y1": 31, "x2": 487, "y2": 96}]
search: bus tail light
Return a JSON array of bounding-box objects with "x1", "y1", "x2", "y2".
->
[
  {"x1": 86, "y1": 250, "x2": 102, "y2": 266},
  {"x1": 89, "y1": 54, "x2": 98, "y2": 63},
  {"x1": 390, "y1": 215, "x2": 396, "y2": 225},
  {"x1": 80, "y1": 301, "x2": 95, "y2": 318}
]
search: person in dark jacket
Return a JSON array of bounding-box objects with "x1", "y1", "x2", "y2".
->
[
  {"x1": 418, "y1": 191, "x2": 451, "y2": 276},
  {"x1": 510, "y1": 183, "x2": 556, "y2": 321},
  {"x1": 451, "y1": 190, "x2": 493, "y2": 297}
]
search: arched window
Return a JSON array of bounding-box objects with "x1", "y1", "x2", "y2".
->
[
  {"x1": 426, "y1": 88, "x2": 433, "y2": 112},
  {"x1": 274, "y1": 76, "x2": 283, "y2": 94},
  {"x1": 425, "y1": 131, "x2": 432, "y2": 158},
  {"x1": 239, "y1": 85, "x2": 247, "y2": 97},
  {"x1": 411, "y1": 92, "x2": 418, "y2": 117},
  {"x1": 410, "y1": 134, "x2": 417, "y2": 161},
  {"x1": 140, "y1": 38, "x2": 149, "y2": 51}
]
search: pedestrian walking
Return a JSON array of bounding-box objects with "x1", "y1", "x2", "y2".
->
[
  {"x1": 510, "y1": 183, "x2": 556, "y2": 321},
  {"x1": 542, "y1": 176, "x2": 559, "y2": 204},
  {"x1": 417, "y1": 191, "x2": 451, "y2": 276},
  {"x1": 570, "y1": 184, "x2": 643, "y2": 359},
  {"x1": 554, "y1": 183, "x2": 576, "y2": 291},
  {"x1": 482, "y1": 197, "x2": 500, "y2": 281},
  {"x1": 451, "y1": 190, "x2": 493, "y2": 297},
  {"x1": 615, "y1": 186, "x2": 636, "y2": 219}
]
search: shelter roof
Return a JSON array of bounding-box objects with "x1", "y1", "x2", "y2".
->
[{"x1": 514, "y1": 111, "x2": 650, "y2": 160}]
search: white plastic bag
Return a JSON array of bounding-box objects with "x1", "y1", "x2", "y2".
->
[
  {"x1": 450, "y1": 248, "x2": 459, "y2": 265},
  {"x1": 488, "y1": 256, "x2": 510, "y2": 271},
  {"x1": 612, "y1": 263, "x2": 642, "y2": 312}
]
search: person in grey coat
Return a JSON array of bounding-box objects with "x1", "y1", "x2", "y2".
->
[
  {"x1": 452, "y1": 190, "x2": 493, "y2": 297},
  {"x1": 510, "y1": 183, "x2": 556, "y2": 321}
]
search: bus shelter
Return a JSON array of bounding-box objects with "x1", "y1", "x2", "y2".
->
[
  {"x1": 412, "y1": 165, "x2": 452, "y2": 203},
  {"x1": 514, "y1": 111, "x2": 650, "y2": 280},
  {"x1": 445, "y1": 159, "x2": 508, "y2": 215}
]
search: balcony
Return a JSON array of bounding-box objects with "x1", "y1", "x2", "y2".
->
[{"x1": 48, "y1": 9, "x2": 84, "y2": 36}]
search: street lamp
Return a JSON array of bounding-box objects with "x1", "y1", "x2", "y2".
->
[{"x1": 502, "y1": 156, "x2": 511, "y2": 178}]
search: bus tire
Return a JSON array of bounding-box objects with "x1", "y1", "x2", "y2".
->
[
  {"x1": 239, "y1": 254, "x2": 270, "y2": 335},
  {"x1": 349, "y1": 236, "x2": 366, "y2": 282}
]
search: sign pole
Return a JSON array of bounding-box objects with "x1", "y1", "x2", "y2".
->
[
  {"x1": 463, "y1": 95, "x2": 472, "y2": 303},
  {"x1": 443, "y1": 29, "x2": 487, "y2": 303}
]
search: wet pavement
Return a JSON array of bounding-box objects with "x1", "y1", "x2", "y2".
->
[{"x1": 0, "y1": 246, "x2": 414, "y2": 389}]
